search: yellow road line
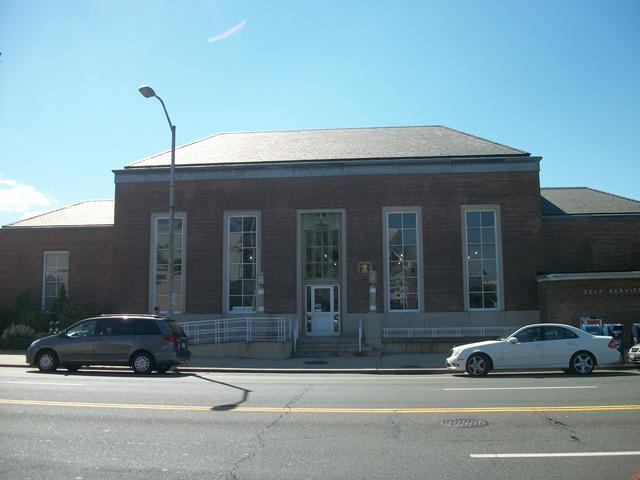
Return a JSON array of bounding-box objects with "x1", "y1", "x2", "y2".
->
[{"x1": 2, "y1": 398, "x2": 640, "y2": 414}]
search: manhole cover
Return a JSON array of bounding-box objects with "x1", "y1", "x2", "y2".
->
[
  {"x1": 304, "y1": 360, "x2": 328, "y2": 365},
  {"x1": 441, "y1": 418, "x2": 488, "y2": 428}
]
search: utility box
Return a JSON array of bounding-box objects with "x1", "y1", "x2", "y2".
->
[{"x1": 579, "y1": 317, "x2": 603, "y2": 335}]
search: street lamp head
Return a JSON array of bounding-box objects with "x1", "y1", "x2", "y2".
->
[{"x1": 138, "y1": 85, "x2": 157, "y2": 98}]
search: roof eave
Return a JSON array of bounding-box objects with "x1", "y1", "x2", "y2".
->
[{"x1": 117, "y1": 153, "x2": 535, "y2": 172}]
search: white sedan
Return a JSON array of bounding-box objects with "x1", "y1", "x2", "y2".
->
[{"x1": 446, "y1": 323, "x2": 620, "y2": 376}]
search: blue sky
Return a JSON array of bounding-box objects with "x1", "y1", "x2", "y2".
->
[{"x1": 1, "y1": 0, "x2": 639, "y2": 226}]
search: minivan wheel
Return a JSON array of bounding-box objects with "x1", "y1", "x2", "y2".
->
[
  {"x1": 131, "y1": 352, "x2": 154, "y2": 374},
  {"x1": 36, "y1": 350, "x2": 59, "y2": 373},
  {"x1": 570, "y1": 352, "x2": 595, "y2": 375},
  {"x1": 466, "y1": 353, "x2": 490, "y2": 377}
]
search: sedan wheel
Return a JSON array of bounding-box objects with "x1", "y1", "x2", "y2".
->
[
  {"x1": 570, "y1": 352, "x2": 595, "y2": 375},
  {"x1": 466, "y1": 354, "x2": 489, "y2": 376},
  {"x1": 36, "y1": 350, "x2": 59, "y2": 373},
  {"x1": 131, "y1": 352, "x2": 154, "y2": 374}
]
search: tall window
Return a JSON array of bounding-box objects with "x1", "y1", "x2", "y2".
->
[
  {"x1": 302, "y1": 212, "x2": 340, "y2": 282},
  {"x1": 385, "y1": 210, "x2": 420, "y2": 311},
  {"x1": 464, "y1": 209, "x2": 500, "y2": 310},
  {"x1": 42, "y1": 251, "x2": 69, "y2": 310},
  {"x1": 227, "y1": 215, "x2": 258, "y2": 312},
  {"x1": 151, "y1": 215, "x2": 185, "y2": 313}
]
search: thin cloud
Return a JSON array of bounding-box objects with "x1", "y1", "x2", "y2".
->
[
  {"x1": 0, "y1": 178, "x2": 54, "y2": 213},
  {"x1": 207, "y1": 19, "x2": 246, "y2": 43}
]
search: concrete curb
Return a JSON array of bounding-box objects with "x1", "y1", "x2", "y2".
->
[
  {"x1": 180, "y1": 367, "x2": 450, "y2": 375},
  {"x1": 0, "y1": 362, "x2": 448, "y2": 375},
  {"x1": 1, "y1": 362, "x2": 636, "y2": 375}
]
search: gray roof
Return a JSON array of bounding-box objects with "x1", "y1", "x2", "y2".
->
[
  {"x1": 541, "y1": 188, "x2": 640, "y2": 216},
  {"x1": 126, "y1": 126, "x2": 529, "y2": 169},
  {"x1": 3, "y1": 200, "x2": 115, "y2": 228}
]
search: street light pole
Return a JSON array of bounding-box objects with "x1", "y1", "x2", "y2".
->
[{"x1": 138, "y1": 85, "x2": 177, "y2": 318}]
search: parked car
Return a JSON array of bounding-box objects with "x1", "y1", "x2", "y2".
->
[
  {"x1": 446, "y1": 323, "x2": 620, "y2": 376},
  {"x1": 628, "y1": 343, "x2": 640, "y2": 364},
  {"x1": 27, "y1": 314, "x2": 191, "y2": 374}
]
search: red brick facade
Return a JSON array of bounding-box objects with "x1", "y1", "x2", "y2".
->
[
  {"x1": 543, "y1": 216, "x2": 640, "y2": 274},
  {"x1": 109, "y1": 170, "x2": 542, "y2": 315},
  {"x1": 0, "y1": 227, "x2": 113, "y2": 310},
  {"x1": 1, "y1": 160, "x2": 638, "y2": 339},
  {"x1": 539, "y1": 215, "x2": 640, "y2": 338},
  {"x1": 538, "y1": 278, "x2": 640, "y2": 326}
]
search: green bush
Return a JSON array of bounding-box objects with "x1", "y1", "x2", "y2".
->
[
  {"x1": 0, "y1": 289, "x2": 109, "y2": 342},
  {"x1": 0, "y1": 306, "x2": 12, "y2": 337},
  {"x1": 0, "y1": 323, "x2": 43, "y2": 350}
]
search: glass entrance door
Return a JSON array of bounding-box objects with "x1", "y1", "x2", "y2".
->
[{"x1": 306, "y1": 285, "x2": 340, "y2": 336}]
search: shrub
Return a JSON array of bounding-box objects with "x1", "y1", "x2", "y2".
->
[
  {"x1": 0, "y1": 290, "x2": 110, "y2": 342},
  {"x1": 11, "y1": 291, "x2": 49, "y2": 333},
  {"x1": 0, "y1": 323, "x2": 41, "y2": 350},
  {"x1": 0, "y1": 306, "x2": 12, "y2": 337}
]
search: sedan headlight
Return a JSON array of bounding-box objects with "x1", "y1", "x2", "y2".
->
[{"x1": 450, "y1": 348, "x2": 464, "y2": 360}]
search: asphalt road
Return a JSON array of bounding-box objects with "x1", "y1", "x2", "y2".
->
[{"x1": 1, "y1": 366, "x2": 639, "y2": 480}]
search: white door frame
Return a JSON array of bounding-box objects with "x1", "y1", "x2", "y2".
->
[
  {"x1": 296, "y1": 209, "x2": 347, "y2": 337},
  {"x1": 308, "y1": 284, "x2": 339, "y2": 336}
]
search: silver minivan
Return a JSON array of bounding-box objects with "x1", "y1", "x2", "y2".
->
[{"x1": 26, "y1": 315, "x2": 191, "y2": 374}]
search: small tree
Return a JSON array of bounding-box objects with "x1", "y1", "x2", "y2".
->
[
  {"x1": 0, "y1": 289, "x2": 109, "y2": 345},
  {"x1": 12, "y1": 292, "x2": 48, "y2": 333},
  {"x1": 50, "y1": 284, "x2": 72, "y2": 332}
]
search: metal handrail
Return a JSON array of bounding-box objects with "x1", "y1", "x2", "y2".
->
[
  {"x1": 179, "y1": 317, "x2": 294, "y2": 345},
  {"x1": 382, "y1": 326, "x2": 514, "y2": 339}
]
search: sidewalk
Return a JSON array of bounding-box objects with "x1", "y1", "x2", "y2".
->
[{"x1": 0, "y1": 351, "x2": 448, "y2": 374}]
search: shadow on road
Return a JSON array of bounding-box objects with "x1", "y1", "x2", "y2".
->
[
  {"x1": 27, "y1": 369, "x2": 253, "y2": 410},
  {"x1": 27, "y1": 368, "x2": 193, "y2": 378},
  {"x1": 190, "y1": 373, "x2": 252, "y2": 410}
]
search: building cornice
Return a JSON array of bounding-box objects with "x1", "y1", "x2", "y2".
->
[
  {"x1": 114, "y1": 155, "x2": 541, "y2": 184},
  {"x1": 1, "y1": 225, "x2": 114, "y2": 231},
  {"x1": 537, "y1": 271, "x2": 640, "y2": 283},
  {"x1": 542, "y1": 213, "x2": 640, "y2": 219}
]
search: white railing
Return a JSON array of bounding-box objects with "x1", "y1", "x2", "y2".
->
[
  {"x1": 382, "y1": 326, "x2": 515, "y2": 339},
  {"x1": 179, "y1": 317, "x2": 294, "y2": 345}
]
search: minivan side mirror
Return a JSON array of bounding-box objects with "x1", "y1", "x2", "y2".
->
[{"x1": 507, "y1": 337, "x2": 518, "y2": 344}]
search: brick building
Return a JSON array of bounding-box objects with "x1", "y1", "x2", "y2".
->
[{"x1": 1, "y1": 126, "x2": 638, "y2": 352}]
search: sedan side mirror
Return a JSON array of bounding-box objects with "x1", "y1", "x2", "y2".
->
[
  {"x1": 57, "y1": 332, "x2": 68, "y2": 338},
  {"x1": 507, "y1": 337, "x2": 518, "y2": 344}
]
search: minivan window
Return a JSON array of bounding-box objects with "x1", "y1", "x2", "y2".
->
[
  {"x1": 167, "y1": 321, "x2": 185, "y2": 337},
  {"x1": 67, "y1": 320, "x2": 97, "y2": 338},
  {"x1": 96, "y1": 319, "x2": 134, "y2": 336},
  {"x1": 134, "y1": 320, "x2": 161, "y2": 335}
]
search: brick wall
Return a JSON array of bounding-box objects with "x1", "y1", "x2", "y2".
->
[
  {"x1": 538, "y1": 278, "x2": 640, "y2": 326},
  {"x1": 542, "y1": 216, "x2": 640, "y2": 273},
  {"x1": 0, "y1": 227, "x2": 114, "y2": 310},
  {"x1": 113, "y1": 170, "x2": 542, "y2": 314}
]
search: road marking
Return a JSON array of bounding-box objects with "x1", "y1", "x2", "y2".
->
[
  {"x1": 1, "y1": 398, "x2": 640, "y2": 414},
  {"x1": 1, "y1": 381, "x2": 85, "y2": 387},
  {"x1": 444, "y1": 386, "x2": 597, "y2": 391},
  {"x1": 471, "y1": 451, "x2": 640, "y2": 459}
]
